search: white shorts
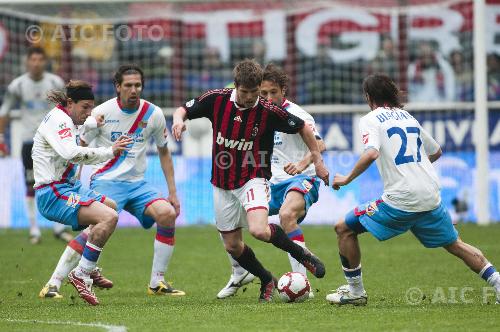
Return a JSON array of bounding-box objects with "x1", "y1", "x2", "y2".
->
[{"x1": 213, "y1": 177, "x2": 271, "y2": 232}]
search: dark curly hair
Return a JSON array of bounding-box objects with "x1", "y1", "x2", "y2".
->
[
  {"x1": 233, "y1": 59, "x2": 263, "y2": 88},
  {"x1": 263, "y1": 63, "x2": 289, "y2": 94}
]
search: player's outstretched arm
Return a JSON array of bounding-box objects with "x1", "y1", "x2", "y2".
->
[
  {"x1": 298, "y1": 125, "x2": 329, "y2": 185},
  {"x1": 157, "y1": 145, "x2": 180, "y2": 216},
  {"x1": 332, "y1": 148, "x2": 379, "y2": 190},
  {"x1": 172, "y1": 107, "x2": 187, "y2": 141}
]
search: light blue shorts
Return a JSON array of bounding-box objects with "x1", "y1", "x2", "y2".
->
[
  {"x1": 269, "y1": 175, "x2": 320, "y2": 223},
  {"x1": 35, "y1": 181, "x2": 105, "y2": 231},
  {"x1": 90, "y1": 179, "x2": 164, "y2": 229},
  {"x1": 345, "y1": 199, "x2": 458, "y2": 248}
]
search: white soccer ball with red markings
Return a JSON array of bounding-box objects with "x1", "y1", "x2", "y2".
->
[{"x1": 277, "y1": 272, "x2": 310, "y2": 303}]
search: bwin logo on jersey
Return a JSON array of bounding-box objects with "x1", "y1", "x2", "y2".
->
[
  {"x1": 111, "y1": 131, "x2": 123, "y2": 142},
  {"x1": 216, "y1": 132, "x2": 253, "y2": 151}
]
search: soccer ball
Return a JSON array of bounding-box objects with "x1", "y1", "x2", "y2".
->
[{"x1": 277, "y1": 272, "x2": 310, "y2": 303}]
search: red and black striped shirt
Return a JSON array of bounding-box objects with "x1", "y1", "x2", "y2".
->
[{"x1": 184, "y1": 88, "x2": 305, "y2": 190}]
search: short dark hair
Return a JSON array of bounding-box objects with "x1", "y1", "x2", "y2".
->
[
  {"x1": 113, "y1": 64, "x2": 145, "y2": 88},
  {"x1": 27, "y1": 46, "x2": 46, "y2": 59},
  {"x1": 263, "y1": 63, "x2": 289, "y2": 93},
  {"x1": 362, "y1": 73, "x2": 404, "y2": 108},
  {"x1": 233, "y1": 59, "x2": 263, "y2": 88}
]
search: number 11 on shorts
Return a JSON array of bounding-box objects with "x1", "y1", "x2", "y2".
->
[{"x1": 246, "y1": 188, "x2": 255, "y2": 202}]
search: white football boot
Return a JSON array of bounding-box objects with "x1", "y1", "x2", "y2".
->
[
  {"x1": 326, "y1": 285, "x2": 368, "y2": 306},
  {"x1": 217, "y1": 272, "x2": 255, "y2": 299}
]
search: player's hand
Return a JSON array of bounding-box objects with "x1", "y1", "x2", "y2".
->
[
  {"x1": 284, "y1": 162, "x2": 303, "y2": 176},
  {"x1": 111, "y1": 136, "x2": 134, "y2": 157},
  {"x1": 314, "y1": 162, "x2": 329, "y2": 186},
  {"x1": 95, "y1": 114, "x2": 105, "y2": 127},
  {"x1": 172, "y1": 122, "x2": 186, "y2": 141},
  {"x1": 332, "y1": 173, "x2": 349, "y2": 190},
  {"x1": 168, "y1": 193, "x2": 181, "y2": 217}
]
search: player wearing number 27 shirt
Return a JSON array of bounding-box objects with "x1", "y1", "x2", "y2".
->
[{"x1": 326, "y1": 74, "x2": 500, "y2": 306}]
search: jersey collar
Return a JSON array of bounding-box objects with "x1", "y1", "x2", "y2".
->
[
  {"x1": 116, "y1": 97, "x2": 141, "y2": 114},
  {"x1": 56, "y1": 104, "x2": 70, "y2": 116},
  {"x1": 230, "y1": 89, "x2": 259, "y2": 110},
  {"x1": 281, "y1": 98, "x2": 290, "y2": 109}
]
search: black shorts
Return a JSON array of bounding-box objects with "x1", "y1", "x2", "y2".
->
[{"x1": 21, "y1": 141, "x2": 34, "y2": 196}]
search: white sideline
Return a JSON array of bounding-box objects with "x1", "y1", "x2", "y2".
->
[{"x1": 3, "y1": 318, "x2": 127, "y2": 332}]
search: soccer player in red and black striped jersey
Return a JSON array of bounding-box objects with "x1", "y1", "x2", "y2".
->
[{"x1": 173, "y1": 59, "x2": 330, "y2": 302}]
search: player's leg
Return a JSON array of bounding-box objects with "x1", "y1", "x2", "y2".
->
[
  {"x1": 279, "y1": 191, "x2": 307, "y2": 275},
  {"x1": 143, "y1": 198, "x2": 185, "y2": 296},
  {"x1": 68, "y1": 201, "x2": 118, "y2": 305},
  {"x1": 326, "y1": 199, "x2": 403, "y2": 305},
  {"x1": 412, "y1": 203, "x2": 499, "y2": 304},
  {"x1": 242, "y1": 178, "x2": 325, "y2": 278},
  {"x1": 40, "y1": 198, "x2": 117, "y2": 298},
  {"x1": 22, "y1": 142, "x2": 41, "y2": 244},
  {"x1": 214, "y1": 185, "x2": 274, "y2": 302},
  {"x1": 221, "y1": 228, "x2": 276, "y2": 302},
  {"x1": 246, "y1": 208, "x2": 324, "y2": 278},
  {"x1": 216, "y1": 232, "x2": 255, "y2": 299},
  {"x1": 444, "y1": 240, "x2": 500, "y2": 303}
]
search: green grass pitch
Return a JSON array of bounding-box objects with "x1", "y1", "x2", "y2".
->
[{"x1": 1, "y1": 224, "x2": 499, "y2": 331}]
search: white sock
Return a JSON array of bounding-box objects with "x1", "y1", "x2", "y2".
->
[
  {"x1": 288, "y1": 240, "x2": 307, "y2": 276},
  {"x1": 487, "y1": 272, "x2": 500, "y2": 292},
  {"x1": 76, "y1": 243, "x2": 102, "y2": 277},
  {"x1": 48, "y1": 246, "x2": 81, "y2": 289},
  {"x1": 76, "y1": 256, "x2": 96, "y2": 278},
  {"x1": 220, "y1": 233, "x2": 247, "y2": 277},
  {"x1": 150, "y1": 239, "x2": 174, "y2": 288},
  {"x1": 226, "y1": 251, "x2": 247, "y2": 277},
  {"x1": 27, "y1": 197, "x2": 40, "y2": 237},
  {"x1": 343, "y1": 265, "x2": 365, "y2": 296}
]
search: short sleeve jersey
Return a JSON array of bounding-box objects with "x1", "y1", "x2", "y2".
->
[
  {"x1": 359, "y1": 107, "x2": 441, "y2": 212},
  {"x1": 184, "y1": 88, "x2": 305, "y2": 190}
]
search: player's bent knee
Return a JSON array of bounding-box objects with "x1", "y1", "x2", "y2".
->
[
  {"x1": 102, "y1": 208, "x2": 118, "y2": 228},
  {"x1": 154, "y1": 205, "x2": 176, "y2": 227},
  {"x1": 279, "y1": 209, "x2": 299, "y2": 226}
]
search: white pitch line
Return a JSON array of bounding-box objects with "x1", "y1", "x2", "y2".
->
[{"x1": 3, "y1": 318, "x2": 127, "y2": 332}]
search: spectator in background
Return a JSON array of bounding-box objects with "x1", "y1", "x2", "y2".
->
[
  {"x1": 200, "y1": 47, "x2": 232, "y2": 90},
  {"x1": 450, "y1": 50, "x2": 473, "y2": 101},
  {"x1": 487, "y1": 54, "x2": 500, "y2": 101},
  {"x1": 369, "y1": 35, "x2": 399, "y2": 83},
  {"x1": 407, "y1": 41, "x2": 455, "y2": 102},
  {"x1": 299, "y1": 37, "x2": 336, "y2": 104},
  {"x1": 252, "y1": 40, "x2": 266, "y2": 66}
]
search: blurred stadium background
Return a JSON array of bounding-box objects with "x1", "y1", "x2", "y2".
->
[{"x1": 0, "y1": 0, "x2": 499, "y2": 228}]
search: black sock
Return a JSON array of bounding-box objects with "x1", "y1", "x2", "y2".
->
[
  {"x1": 268, "y1": 223, "x2": 305, "y2": 261},
  {"x1": 232, "y1": 245, "x2": 272, "y2": 284}
]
